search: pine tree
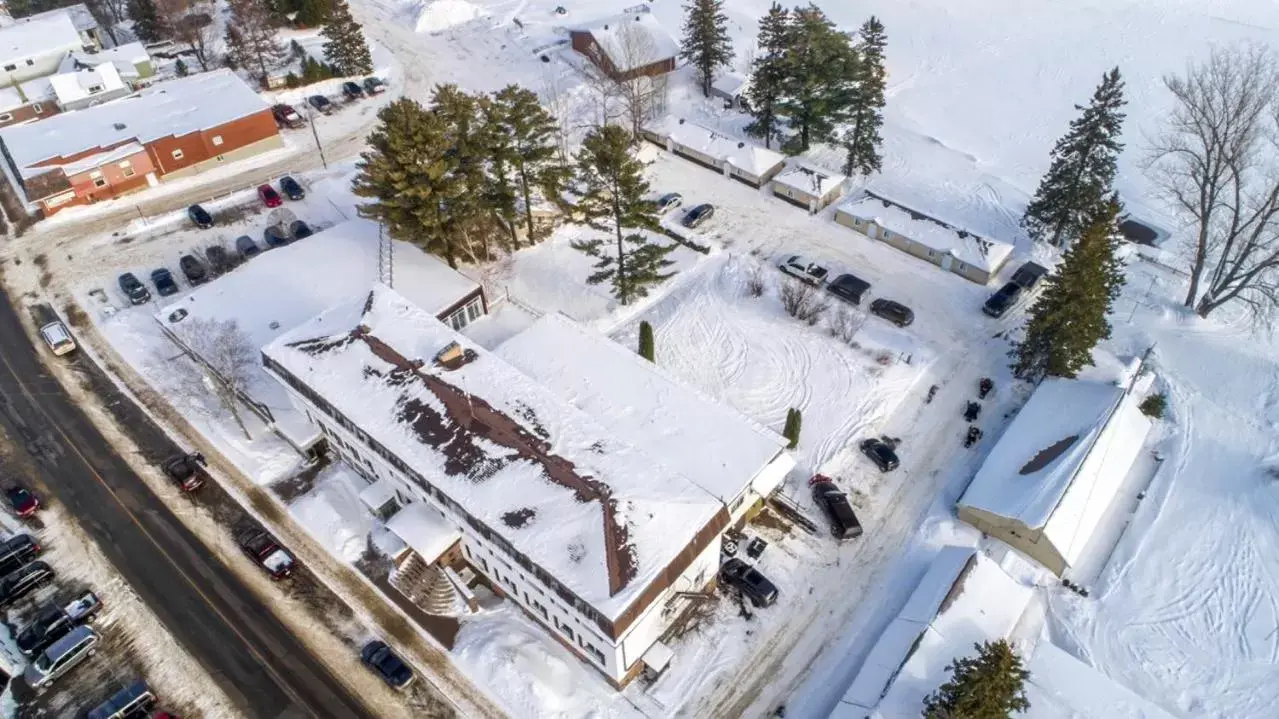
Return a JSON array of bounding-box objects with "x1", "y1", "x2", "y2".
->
[
  {"x1": 432, "y1": 84, "x2": 500, "y2": 262},
  {"x1": 842, "y1": 16, "x2": 887, "y2": 177},
  {"x1": 128, "y1": 0, "x2": 165, "y2": 43},
  {"x1": 1012, "y1": 196, "x2": 1126, "y2": 381},
  {"x1": 1022, "y1": 68, "x2": 1127, "y2": 248},
  {"x1": 638, "y1": 321, "x2": 655, "y2": 361},
  {"x1": 276, "y1": 0, "x2": 332, "y2": 27},
  {"x1": 225, "y1": 0, "x2": 287, "y2": 83},
  {"x1": 487, "y1": 85, "x2": 571, "y2": 247},
  {"x1": 782, "y1": 408, "x2": 801, "y2": 449},
  {"x1": 679, "y1": 0, "x2": 733, "y2": 97},
  {"x1": 922, "y1": 640, "x2": 1031, "y2": 719},
  {"x1": 776, "y1": 4, "x2": 859, "y2": 152},
  {"x1": 175, "y1": 57, "x2": 189, "y2": 76},
  {"x1": 745, "y1": 3, "x2": 791, "y2": 149},
  {"x1": 570, "y1": 126, "x2": 677, "y2": 305},
  {"x1": 322, "y1": 0, "x2": 372, "y2": 76}
]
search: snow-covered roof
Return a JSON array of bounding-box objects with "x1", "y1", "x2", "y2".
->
[
  {"x1": 0, "y1": 69, "x2": 269, "y2": 179},
  {"x1": 575, "y1": 11, "x2": 679, "y2": 73},
  {"x1": 385, "y1": 501, "x2": 461, "y2": 564},
  {"x1": 958, "y1": 375, "x2": 1153, "y2": 566},
  {"x1": 60, "y1": 141, "x2": 142, "y2": 176},
  {"x1": 830, "y1": 547, "x2": 1033, "y2": 717},
  {"x1": 1025, "y1": 642, "x2": 1177, "y2": 719},
  {"x1": 773, "y1": 163, "x2": 847, "y2": 198},
  {"x1": 496, "y1": 312, "x2": 793, "y2": 505},
  {"x1": 647, "y1": 115, "x2": 785, "y2": 179},
  {"x1": 710, "y1": 72, "x2": 748, "y2": 98},
  {"x1": 18, "y1": 4, "x2": 97, "y2": 35},
  {"x1": 49, "y1": 61, "x2": 124, "y2": 105},
  {"x1": 18, "y1": 75, "x2": 54, "y2": 102},
  {"x1": 358, "y1": 479, "x2": 399, "y2": 512},
  {"x1": 263, "y1": 285, "x2": 727, "y2": 623},
  {"x1": 0, "y1": 85, "x2": 23, "y2": 112},
  {"x1": 61, "y1": 42, "x2": 150, "y2": 79},
  {"x1": 0, "y1": 12, "x2": 82, "y2": 65},
  {"x1": 839, "y1": 192, "x2": 1015, "y2": 272}
]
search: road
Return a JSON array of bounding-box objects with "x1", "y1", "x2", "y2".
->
[{"x1": 0, "y1": 290, "x2": 375, "y2": 719}]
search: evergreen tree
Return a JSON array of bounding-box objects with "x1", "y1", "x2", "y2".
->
[
  {"x1": 638, "y1": 321, "x2": 655, "y2": 361},
  {"x1": 1022, "y1": 68, "x2": 1127, "y2": 248},
  {"x1": 744, "y1": 3, "x2": 791, "y2": 149},
  {"x1": 570, "y1": 126, "x2": 677, "y2": 305},
  {"x1": 842, "y1": 16, "x2": 887, "y2": 177},
  {"x1": 321, "y1": 0, "x2": 372, "y2": 76},
  {"x1": 679, "y1": 0, "x2": 733, "y2": 97},
  {"x1": 478, "y1": 94, "x2": 522, "y2": 249},
  {"x1": 128, "y1": 0, "x2": 165, "y2": 43},
  {"x1": 776, "y1": 4, "x2": 859, "y2": 153},
  {"x1": 1012, "y1": 196, "x2": 1126, "y2": 381},
  {"x1": 275, "y1": 0, "x2": 331, "y2": 27},
  {"x1": 922, "y1": 640, "x2": 1031, "y2": 719},
  {"x1": 782, "y1": 408, "x2": 801, "y2": 448},
  {"x1": 225, "y1": 0, "x2": 287, "y2": 83},
  {"x1": 432, "y1": 84, "x2": 500, "y2": 262},
  {"x1": 488, "y1": 85, "x2": 570, "y2": 247},
  {"x1": 175, "y1": 57, "x2": 189, "y2": 76}
]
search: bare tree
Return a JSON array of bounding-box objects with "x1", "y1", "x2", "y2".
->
[
  {"x1": 160, "y1": 1, "x2": 219, "y2": 71},
  {"x1": 827, "y1": 306, "x2": 865, "y2": 343},
  {"x1": 575, "y1": 20, "x2": 669, "y2": 135},
  {"x1": 780, "y1": 279, "x2": 827, "y2": 325},
  {"x1": 166, "y1": 318, "x2": 258, "y2": 441},
  {"x1": 745, "y1": 264, "x2": 766, "y2": 297},
  {"x1": 1147, "y1": 45, "x2": 1279, "y2": 319}
]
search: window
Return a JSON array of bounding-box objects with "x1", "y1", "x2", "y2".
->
[
  {"x1": 0, "y1": 113, "x2": 11, "y2": 123},
  {"x1": 92, "y1": 177, "x2": 107, "y2": 188},
  {"x1": 31, "y1": 103, "x2": 41, "y2": 114},
  {"x1": 882, "y1": 230, "x2": 893, "y2": 239},
  {"x1": 466, "y1": 300, "x2": 482, "y2": 321},
  {"x1": 87, "y1": 84, "x2": 103, "y2": 94},
  {"x1": 211, "y1": 135, "x2": 224, "y2": 146},
  {"x1": 216, "y1": 154, "x2": 225, "y2": 162},
  {"x1": 2, "y1": 64, "x2": 14, "y2": 71},
  {"x1": 171, "y1": 149, "x2": 184, "y2": 160}
]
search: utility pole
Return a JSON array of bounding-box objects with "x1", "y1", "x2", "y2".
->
[{"x1": 308, "y1": 105, "x2": 327, "y2": 169}]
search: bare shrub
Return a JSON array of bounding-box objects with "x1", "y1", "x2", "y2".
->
[
  {"x1": 745, "y1": 265, "x2": 766, "y2": 297},
  {"x1": 780, "y1": 279, "x2": 827, "y2": 325},
  {"x1": 826, "y1": 307, "x2": 864, "y2": 343}
]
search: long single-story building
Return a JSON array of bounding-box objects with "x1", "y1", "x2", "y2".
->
[
  {"x1": 772, "y1": 163, "x2": 847, "y2": 213},
  {"x1": 642, "y1": 116, "x2": 786, "y2": 188},
  {"x1": 957, "y1": 367, "x2": 1155, "y2": 577},
  {"x1": 834, "y1": 192, "x2": 1014, "y2": 285},
  {"x1": 569, "y1": 10, "x2": 678, "y2": 81}
]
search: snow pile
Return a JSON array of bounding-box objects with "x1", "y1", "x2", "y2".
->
[
  {"x1": 1026, "y1": 641, "x2": 1177, "y2": 719},
  {"x1": 414, "y1": 0, "x2": 487, "y2": 33},
  {"x1": 290, "y1": 464, "x2": 378, "y2": 563}
]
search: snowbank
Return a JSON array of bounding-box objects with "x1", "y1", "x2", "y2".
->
[
  {"x1": 415, "y1": 0, "x2": 487, "y2": 34},
  {"x1": 290, "y1": 464, "x2": 378, "y2": 563}
]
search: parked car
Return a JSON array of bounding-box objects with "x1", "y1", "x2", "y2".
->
[
  {"x1": 869, "y1": 298, "x2": 914, "y2": 327},
  {"x1": 150, "y1": 268, "x2": 179, "y2": 297},
  {"x1": 263, "y1": 225, "x2": 290, "y2": 248},
  {"x1": 235, "y1": 235, "x2": 261, "y2": 258},
  {"x1": 205, "y1": 245, "x2": 234, "y2": 275},
  {"x1": 239, "y1": 531, "x2": 295, "y2": 579},
  {"x1": 289, "y1": 220, "x2": 313, "y2": 240},
  {"x1": 118, "y1": 272, "x2": 151, "y2": 305},
  {"x1": 258, "y1": 184, "x2": 283, "y2": 208},
  {"x1": 6, "y1": 485, "x2": 40, "y2": 518},
  {"x1": 778, "y1": 255, "x2": 830, "y2": 286},
  {"x1": 719, "y1": 558, "x2": 778, "y2": 608},
  {"x1": 342, "y1": 81, "x2": 365, "y2": 100},
  {"x1": 179, "y1": 254, "x2": 208, "y2": 286},
  {"x1": 825, "y1": 273, "x2": 870, "y2": 305},
  {"x1": 39, "y1": 320, "x2": 76, "y2": 356},
  {"x1": 17, "y1": 591, "x2": 102, "y2": 657},
  {"x1": 271, "y1": 103, "x2": 305, "y2": 129},
  {"x1": 1010, "y1": 261, "x2": 1049, "y2": 291},
  {"x1": 307, "y1": 95, "x2": 334, "y2": 115},
  {"x1": 87, "y1": 680, "x2": 155, "y2": 719},
  {"x1": 809, "y1": 475, "x2": 862, "y2": 540},
  {"x1": 363, "y1": 77, "x2": 387, "y2": 95},
  {"x1": 982, "y1": 281, "x2": 1022, "y2": 318},
  {"x1": 360, "y1": 640, "x2": 414, "y2": 690},
  {"x1": 279, "y1": 175, "x2": 305, "y2": 201},
  {"x1": 682, "y1": 203, "x2": 715, "y2": 228},
  {"x1": 162, "y1": 453, "x2": 207, "y2": 492},
  {"x1": 187, "y1": 204, "x2": 213, "y2": 229},
  {"x1": 656, "y1": 192, "x2": 683, "y2": 213},
  {"x1": 23, "y1": 625, "x2": 98, "y2": 692},
  {"x1": 0, "y1": 560, "x2": 55, "y2": 606},
  {"x1": 859, "y1": 437, "x2": 900, "y2": 473},
  {"x1": 0, "y1": 534, "x2": 40, "y2": 577}
]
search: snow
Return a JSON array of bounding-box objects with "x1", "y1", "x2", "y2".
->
[
  {"x1": 291, "y1": 463, "x2": 380, "y2": 562},
  {"x1": 0, "y1": 12, "x2": 80, "y2": 62},
  {"x1": 264, "y1": 284, "x2": 725, "y2": 620},
  {"x1": 49, "y1": 62, "x2": 126, "y2": 105},
  {"x1": 838, "y1": 192, "x2": 1015, "y2": 273},
  {"x1": 385, "y1": 501, "x2": 461, "y2": 563},
  {"x1": 1025, "y1": 641, "x2": 1177, "y2": 719},
  {"x1": 0, "y1": 86, "x2": 22, "y2": 112},
  {"x1": 14, "y1": 3, "x2": 98, "y2": 36},
  {"x1": 495, "y1": 311, "x2": 794, "y2": 507},
  {"x1": 262, "y1": 547, "x2": 294, "y2": 573},
  {"x1": 414, "y1": 0, "x2": 488, "y2": 34},
  {"x1": 646, "y1": 115, "x2": 786, "y2": 179},
  {"x1": 61, "y1": 42, "x2": 151, "y2": 83},
  {"x1": 773, "y1": 163, "x2": 847, "y2": 199},
  {"x1": 573, "y1": 10, "x2": 679, "y2": 74},
  {"x1": 710, "y1": 72, "x2": 748, "y2": 99}
]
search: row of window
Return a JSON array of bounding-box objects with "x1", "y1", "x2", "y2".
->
[
  {"x1": 2, "y1": 58, "x2": 36, "y2": 71},
  {"x1": 444, "y1": 297, "x2": 483, "y2": 331}
]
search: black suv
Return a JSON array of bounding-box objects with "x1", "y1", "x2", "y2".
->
[
  {"x1": 361, "y1": 640, "x2": 414, "y2": 690},
  {"x1": 151, "y1": 268, "x2": 179, "y2": 297},
  {"x1": 279, "y1": 176, "x2": 305, "y2": 201},
  {"x1": 982, "y1": 281, "x2": 1022, "y2": 318},
  {"x1": 179, "y1": 254, "x2": 208, "y2": 286},
  {"x1": 118, "y1": 272, "x2": 151, "y2": 305},
  {"x1": 682, "y1": 203, "x2": 715, "y2": 228},
  {"x1": 826, "y1": 273, "x2": 871, "y2": 306},
  {"x1": 810, "y1": 476, "x2": 862, "y2": 540},
  {"x1": 0, "y1": 561, "x2": 54, "y2": 606},
  {"x1": 0, "y1": 533, "x2": 40, "y2": 577},
  {"x1": 235, "y1": 235, "x2": 261, "y2": 258},
  {"x1": 342, "y1": 81, "x2": 365, "y2": 100},
  {"x1": 859, "y1": 437, "x2": 900, "y2": 473},
  {"x1": 290, "y1": 220, "x2": 314, "y2": 240},
  {"x1": 869, "y1": 298, "x2": 914, "y2": 327},
  {"x1": 720, "y1": 558, "x2": 778, "y2": 607},
  {"x1": 308, "y1": 95, "x2": 334, "y2": 115},
  {"x1": 187, "y1": 204, "x2": 214, "y2": 229}
]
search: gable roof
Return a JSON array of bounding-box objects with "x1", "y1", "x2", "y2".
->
[
  {"x1": 61, "y1": 41, "x2": 150, "y2": 80},
  {"x1": 263, "y1": 285, "x2": 726, "y2": 624},
  {"x1": 647, "y1": 115, "x2": 786, "y2": 178},
  {"x1": 575, "y1": 11, "x2": 678, "y2": 73},
  {"x1": 840, "y1": 191, "x2": 1015, "y2": 272},
  {"x1": 774, "y1": 162, "x2": 847, "y2": 198},
  {"x1": 0, "y1": 12, "x2": 82, "y2": 63},
  {"x1": 49, "y1": 61, "x2": 124, "y2": 105}
]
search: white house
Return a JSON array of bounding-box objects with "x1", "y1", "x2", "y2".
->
[
  {"x1": 0, "y1": 12, "x2": 84, "y2": 87},
  {"x1": 60, "y1": 42, "x2": 154, "y2": 87},
  {"x1": 643, "y1": 115, "x2": 786, "y2": 188},
  {"x1": 5, "y1": 4, "x2": 101, "y2": 49},
  {"x1": 49, "y1": 61, "x2": 128, "y2": 111},
  {"x1": 772, "y1": 162, "x2": 847, "y2": 213}
]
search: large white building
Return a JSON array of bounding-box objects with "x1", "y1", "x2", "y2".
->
[{"x1": 262, "y1": 286, "x2": 794, "y2": 686}]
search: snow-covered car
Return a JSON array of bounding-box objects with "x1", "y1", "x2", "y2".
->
[
  {"x1": 778, "y1": 255, "x2": 830, "y2": 286},
  {"x1": 363, "y1": 77, "x2": 387, "y2": 95},
  {"x1": 361, "y1": 640, "x2": 414, "y2": 690},
  {"x1": 719, "y1": 558, "x2": 778, "y2": 607},
  {"x1": 240, "y1": 531, "x2": 295, "y2": 580},
  {"x1": 271, "y1": 103, "x2": 305, "y2": 129},
  {"x1": 656, "y1": 192, "x2": 683, "y2": 212},
  {"x1": 39, "y1": 320, "x2": 76, "y2": 356}
]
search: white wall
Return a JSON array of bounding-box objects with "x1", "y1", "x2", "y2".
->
[
  {"x1": 617, "y1": 534, "x2": 722, "y2": 672},
  {"x1": 0, "y1": 46, "x2": 79, "y2": 87}
]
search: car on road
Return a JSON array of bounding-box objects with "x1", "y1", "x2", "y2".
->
[
  {"x1": 7, "y1": 485, "x2": 40, "y2": 517},
  {"x1": 778, "y1": 255, "x2": 829, "y2": 286},
  {"x1": 682, "y1": 203, "x2": 715, "y2": 228},
  {"x1": 264, "y1": 225, "x2": 290, "y2": 248},
  {"x1": 0, "y1": 560, "x2": 55, "y2": 606},
  {"x1": 150, "y1": 268, "x2": 179, "y2": 297},
  {"x1": 258, "y1": 184, "x2": 283, "y2": 208},
  {"x1": 240, "y1": 531, "x2": 295, "y2": 580},
  {"x1": 17, "y1": 591, "x2": 102, "y2": 656},
  {"x1": 360, "y1": 640, "x2": 414, "y2": 690},
  {"x1": 162, "y1": 453, "x2": 207, "y2": 492},
  {"x1": 825, "y1": 273, "x2": 870, "y2": 305},
  {"x1": 342, "y1": 81, "x2": 365, "y2": 100},
  {"x1": 279, "y1": 175, "x2": 305, "y2": 201},
  {"x1": 118, "y1": 272, "x2": 150, "y2": 305},
  {"x1": 809, "y1": 475, "x2": 863, "y2": 540},
  {"x1": 205, "y1": 245, "x2": 234, "y2": 275},
  {"x1": 307, "y1": 95, "x2": 334, "y2": 115},
  {"x1": 869, "y1": 298, "x2": 914, "y2": 327},
  {"x1": 363, "y1": 77, "x2": 387, "y2": 95},
  {"x1": 39, "y1": 320, "x2": 76, "y2": 356},
  {"x1": 271, "y1": 103, "x2": 305, "y2": 129},
  {"x1": 859, "y1": 437, "x2": 900, "y2": 473},
  {"x1": 235, "y1": 235, "x2": 261, "y2": 258},
  {"x1": 719, "y1": 558, "x2": 778, "y2": 608},
  {"x1": 0, "y1": 534, "x2": 39, "y2": 577},
  {"x1": 982, "y1": 281, "x2": 1022, "y2": 318},
  {"x1": 23, "y1": 624, "x2": 98, "y2": 692},
  {"x1": 656, "y1": 192, "x2": 683, "y2": 213},
  {"x1": 179, "y1": 254, "x2": 208, "y2": 286},
  {"x1": 187, "y1": 204, "x2": 214, "y2": 229},
  {"x1": 289, "y1": 220, "x2": 313, "y2": 240}
]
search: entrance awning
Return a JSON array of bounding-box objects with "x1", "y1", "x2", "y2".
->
[
  {"x1": 385, "y1": 502, "x2": 461, "y2": 565},
  {"x1": 642, "y1": 640, "x2": 674, "y2": 674}
]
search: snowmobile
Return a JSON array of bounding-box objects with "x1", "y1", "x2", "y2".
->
[
  {"x1": 963, "y1": 401, "x2": 981, "y2": 422},
  {"x1": 963, "y1": 426, "x2": 982, "y2": 448},
  {"x1": 978, "y1": 377, "x2": 994, "y2": 399}
]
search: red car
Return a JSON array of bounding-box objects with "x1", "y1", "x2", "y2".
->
[
  {"x1": 240, "y1": 530, "x2": 295, "y2": 580},
  {"x1": 6, "y1": 485, "x2": 39, "y2": 518},
  {"x1": 258, "y1": 184, "x2": 282, "y2": 208}
]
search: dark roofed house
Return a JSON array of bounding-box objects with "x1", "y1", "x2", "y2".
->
[{"x1": 569, "y1": 10, "x2": 678, "y2": 81}]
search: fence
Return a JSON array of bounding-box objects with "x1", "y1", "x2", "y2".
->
[{"x1": 153, "y1": 315, "x2": 276, "y2": 427}]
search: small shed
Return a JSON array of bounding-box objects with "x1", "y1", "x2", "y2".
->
[
  {"x1": 709, "y1": 72, "x2": 749, "y2": 110},
  {"x1": 771, "y1": 163, "x2": 847, "y2": 213}
]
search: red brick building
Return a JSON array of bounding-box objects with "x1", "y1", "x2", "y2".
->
[{"x1": 569, "y1": 11, "x2": 678, "y2": 82}]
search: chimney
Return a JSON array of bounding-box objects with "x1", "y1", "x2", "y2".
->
[{"x1": 113, "y1": 123, "x2": 126, "y2": 130}]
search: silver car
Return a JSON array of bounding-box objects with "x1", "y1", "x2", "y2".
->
[{"x1": 24, "y1": 625, "x2": 98, "y2": 692}]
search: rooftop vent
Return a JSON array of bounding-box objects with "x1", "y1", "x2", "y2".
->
[
  {"x1": 678, "y1": 118, "x2": 685, "y2": 124},
  {"x1": 112, "y1": 122, "x2": 126, "y2": 130},
  {"x1": 737, "y1": 142, "x2": 745, "y2": 148}
]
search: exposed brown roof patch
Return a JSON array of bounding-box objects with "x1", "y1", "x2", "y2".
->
[
  {"x1": 1019, "y1": 434, "x2": 1080, "y2": 475},
  {"x1": 502, "y1": 508, "x2": 536, "y2": 529}
]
